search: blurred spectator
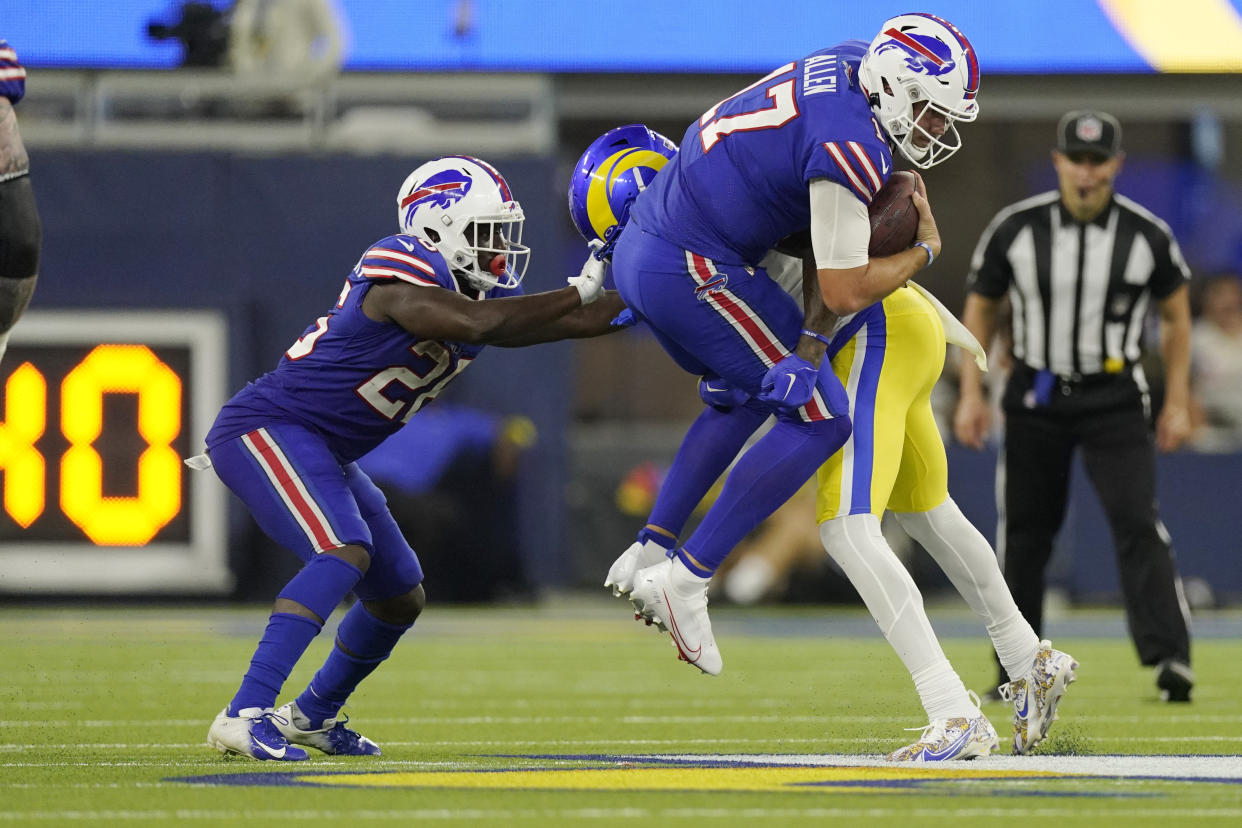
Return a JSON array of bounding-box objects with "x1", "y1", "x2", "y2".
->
[
  {"x1": 718, "y1": 481, "x2": 820, "y2": 604},
  {"x1": 228, "y1": 0, "x2": 343, "y2": 85},
  {"x1": 356, "y1": 404, "x2": 537, "y2": 603},
  {"x1": 147, "y1": 2, "x2": 231, "y2": 67},
  {"x1": 1189, "y1": 274, "x2": 1242, "y2": 451},
  {"x1": 614, "y1": 454, "x2": 853, "y2": 605}
]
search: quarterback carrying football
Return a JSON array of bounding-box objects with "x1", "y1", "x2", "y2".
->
[{"x1": 591, "y1": 13, "x2": 1076, "y2": 761}]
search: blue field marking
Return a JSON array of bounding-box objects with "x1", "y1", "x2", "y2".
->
[{"x1": 170, "y1": 753, "x2": 1242, "y2": 793}]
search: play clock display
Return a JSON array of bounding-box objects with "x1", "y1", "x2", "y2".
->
[{"x1": 0, "y1": 311, "x2": 231, "y2": 594}]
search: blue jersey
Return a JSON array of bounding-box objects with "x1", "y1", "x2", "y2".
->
[
  {"x1": 632, "y1": 41, "x2": 893, "y2": 266},
  {"x1": 207, "y1": 234, "x2": 521, "y2": 462}
]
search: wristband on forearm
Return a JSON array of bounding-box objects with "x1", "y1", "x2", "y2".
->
[
  {"x1": 800, "y1": 328, "x2": 833, "y2": 346},
  {"x1": 913, "y1": 241, "x2": 935, "y2": 267}
]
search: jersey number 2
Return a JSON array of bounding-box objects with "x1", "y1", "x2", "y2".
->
[{"x1": 699, "y1": 62, "x2": 800, "y2": 153}]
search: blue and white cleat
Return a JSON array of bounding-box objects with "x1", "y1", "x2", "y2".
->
[
  {"x1": 1003, "y1": 640, "x2": 1078, "y2": 754},
  {"x1": 207, "y1": 707, "x2": 309, "y2": 761},
  {"x1": 886, "y1": 711, "x2": 999, "y2": 762},
  {"x1": 273, "y1": 701, "x2": 381, "y2": 756}
]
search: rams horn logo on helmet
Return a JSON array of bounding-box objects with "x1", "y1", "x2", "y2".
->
[
  {"x1": 400, "y1": 171, "x2": 473, "y2": 226},
  {"x1": 875, "y1": 27, "x2": 956, "y2": 77},
  {"x1": 584, "y1": 147, "x2": 672, "y2": 242}
]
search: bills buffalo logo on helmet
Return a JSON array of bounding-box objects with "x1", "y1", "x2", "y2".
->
[
  {"x1": 875, "y1": 27, "x2": 956, "y2": 77},
  {"x1": 400, "y1": 171, "x2": 473, "y2": 225}
]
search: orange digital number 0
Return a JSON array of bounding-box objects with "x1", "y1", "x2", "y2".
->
[{"x1": 60, "y1": 345, "x2": 183, "y2": 545}]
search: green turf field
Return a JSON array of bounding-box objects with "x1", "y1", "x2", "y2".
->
[{"x1": 2, "y1": 599, "x2": 1239, "y2": 826}]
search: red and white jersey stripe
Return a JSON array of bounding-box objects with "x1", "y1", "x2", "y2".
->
[
  {"x1": 359, "y1": 243, "x2": 441, "y2": 287},
  {"x1": 822, "y1": 141, "x2": 884, "y2": 203}
]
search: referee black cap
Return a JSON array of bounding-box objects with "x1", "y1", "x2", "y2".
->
[{"x1": 1056, "y1": 110, "x2": 1122, "y2": 159}]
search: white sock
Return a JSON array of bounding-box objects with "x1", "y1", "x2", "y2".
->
[
  {"x1": 820, "y1": 514, "x2": 975, "y2": 721},
  {"x1": 895, "y1": 498, "x2": 1040, "y2": 681},
  {"x1": 670, "y1": 555, "x2": 710, "y2": 593},
  {"x1": 912, "y1": 661, "x2": 979, "y2": 721}
]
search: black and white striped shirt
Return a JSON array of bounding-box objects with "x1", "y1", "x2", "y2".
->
[{"x1": 966, "y1": 191, "x2": 1189, "y2": 377}]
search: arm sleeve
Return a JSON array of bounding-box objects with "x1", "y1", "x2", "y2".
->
[{"x1": 809, "y1": 177, "x2": 870, "y2": 270}]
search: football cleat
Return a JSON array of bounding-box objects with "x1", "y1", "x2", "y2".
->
[
  {"x1": 1001, "y1": 640, "x2": 1078, "y2": 754},
  {"x1": 628, "y1": 558, "x2": 722, "y2": 675},
  {"x1": 272, "y1": 701, "x2": 381, "y2": 756},
  {"x1": 604, "y1": 540, "x2": 671, "y2": 598},
  {"x1": 1155, "y1": 658, "x2": 1193, "y2": 702},
  {"x1": 207, "y1": 707, "x2": 309, "y2": 761},
  {"x1": 886, "y1": 711, "x2": 999, "y2": 762}
]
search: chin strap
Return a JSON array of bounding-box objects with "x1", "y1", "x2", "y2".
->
[{"x1": 594, "y1": 197, "x2": 635, "y2": 261}]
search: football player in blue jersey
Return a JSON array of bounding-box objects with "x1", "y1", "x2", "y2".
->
[
  {"x1": 592, "y1": 16, "x2": 1077, "y2": 761},
  {"x1": 0, "y1": 40, "x2": 40, "y2": 367},
  {"x1": 193, "y1": 155, "x2": 625, "y2": 761},
  {"x1": 595, "y1": 13, "x2": 976, "y2": 679}
]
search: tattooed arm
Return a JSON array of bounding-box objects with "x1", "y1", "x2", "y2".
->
[{"x1": 0, "y1": 99, "x2": 29, "y2": 180}]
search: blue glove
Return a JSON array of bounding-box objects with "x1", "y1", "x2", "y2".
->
[
  {"x1": 757, "y1": 353, "x2": 818, "y2": 411},
  {"x1": 610, "y1": 308, "x2": 638, "y2": 328},
  {"x1": 698, "y1": 376, "x2": 749, "y2": 411},
  {"x1": 0, "y1": 41, "x2": 27, "y2": 104}
]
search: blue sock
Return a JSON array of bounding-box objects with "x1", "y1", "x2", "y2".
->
[
  {"x1": 228, "y1": 612, "x2": 322, "y2": 715},
  {"x1": 228, "y1": 553, "x2": 365, "y2": 715},
  {"x1": 681, "y1": 416, "x2": 852, "y2": 572},
  {"x1": 675, "y1": 547, "x2": 714, "y2": 577},
  {"x1": 647, "y1": 401, "x2": 768, "y2": 537},
  {"x1": 294, "y1": 603, "x2": 413, "y2": 729}
]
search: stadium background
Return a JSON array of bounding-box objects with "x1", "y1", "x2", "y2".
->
[{"x1": 3, "y1": 0, "x2": 1241, "y2": 605}]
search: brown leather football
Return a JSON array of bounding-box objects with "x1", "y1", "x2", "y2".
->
[{"x1": 867, "y1": 170, "x2": 920, "y2": 258}]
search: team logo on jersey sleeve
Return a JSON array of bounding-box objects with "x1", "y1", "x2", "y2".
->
[
  {"x1": 399, "y1": 171, "x2": 473, "y2": 225},
  {"x1": 875, "y1": 28, "x2": 956, "y2": 76}
]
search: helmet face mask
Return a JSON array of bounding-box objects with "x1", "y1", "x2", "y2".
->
[
  {"x1": 397, "y1": 156, "x2": 529, "y2": 291},
  {"x1": 568, "y1": 124, "x2": 678, "y2": 254},
  {"x1": 858, "y1": 13, "x2": 979, "y2": 169}
]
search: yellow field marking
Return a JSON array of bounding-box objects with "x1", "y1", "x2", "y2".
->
[
  {"x1": 1101, "y1": 0, "x2": 1242, "y2": 71},
  {"x1": 299, "y1": 765, "x2": 1065, "y2": 792}
]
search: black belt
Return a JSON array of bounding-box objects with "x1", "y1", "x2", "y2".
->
[{"x1": 1052, "y1": 371, "x2": 1127, "y2": 391}]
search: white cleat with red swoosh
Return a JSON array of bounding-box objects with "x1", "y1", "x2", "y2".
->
[{"x1": 628, "y1": 558, "x2": 722, "y2": 676}]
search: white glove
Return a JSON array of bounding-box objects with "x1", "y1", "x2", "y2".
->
[{"x1": 568, "y1": 241, "x2": 607, "y2": 305}]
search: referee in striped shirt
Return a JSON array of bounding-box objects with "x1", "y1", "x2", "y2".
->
[{"x1": 954, "y1": 111, "x2": 1195, "y2": 702}]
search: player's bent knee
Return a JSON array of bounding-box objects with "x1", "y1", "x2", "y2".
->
[
  {"x1": 326, "y1": 543, "x2": 372, "y2": 574},
  {"x1": 364, "y1": 583, "x2": 425, "y2": 626},
  {"x1": 275, "y1": 551, "x2": 367, "y2": 623}
]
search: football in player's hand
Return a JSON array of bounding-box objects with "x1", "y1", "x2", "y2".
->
[{"x1": 867, "y1": 171, "x2": 919, "y2": 258}]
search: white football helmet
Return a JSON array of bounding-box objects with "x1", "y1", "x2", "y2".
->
[
  {"x1": 396, "y1": 155, "x2": 529, "y2": 291},
  {"x1": 858, "y1": 13, "x2": 980, "y2": 169}
]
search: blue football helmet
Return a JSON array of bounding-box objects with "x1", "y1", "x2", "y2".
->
[{"x1": 568, "y1": 124, "x2": 677, "y2": 257}]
